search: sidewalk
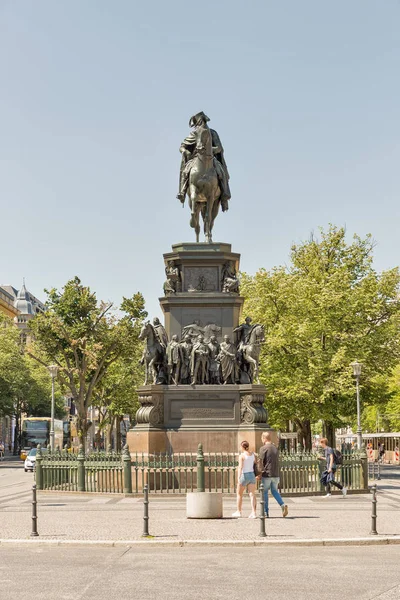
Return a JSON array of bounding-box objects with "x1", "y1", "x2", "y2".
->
[{"x1": 1, "y1": 474, "x2": 399, "y2": 546}]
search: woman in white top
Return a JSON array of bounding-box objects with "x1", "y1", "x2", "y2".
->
[{"x1": 232, "y1": 440, "x2": 257, "y2": 518}]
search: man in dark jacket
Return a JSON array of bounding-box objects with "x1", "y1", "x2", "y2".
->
[{"x1": 258, "y1": 431, "x2": 288, "y2": 518}]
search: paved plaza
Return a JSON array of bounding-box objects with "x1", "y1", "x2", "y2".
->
[
  {"x1": 1, "y1": 458, "x2": 399, "y2": 544},
  {"x1": 1, "y1": 544, "x2": 400, "y2": 600}
]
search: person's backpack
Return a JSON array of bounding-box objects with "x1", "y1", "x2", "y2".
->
[{"x1": 333, "y1": 449, "x2": 343, "y2": 466}]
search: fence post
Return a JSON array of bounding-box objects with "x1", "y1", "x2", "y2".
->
[
  {"x1": 123, "y1": 444, "x2": 132, "y2": 494},
  {"x1": 197, "y1": 443, "x2": 205, "y2": 492},
  {"x1": 31, "y1": 484, "x2": 39, "y2": 537},
  {"x1": 259, "y1": 481, "x2": 266, "y2": 537},
  {"x1": 360, "y1": 445, "x2": 368, "y2": 490},
  {"x1": 35, "y1": 444, "x2": 43, "y2": 490},
  {"x1": 370, "y1": 484, "x2": 378, "y2": 535},
  {"x1": 77, "y1": 444, "x2": 85, "y2": 492}
]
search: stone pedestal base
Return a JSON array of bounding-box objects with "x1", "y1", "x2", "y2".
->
[
  {"x1": 186, "y1": 492, "x2": 223, "y2": 519},
  {"x1": 127, "y1": 382, "x2": 273, "y2": 454},
  {"x1": 127, "y1": 423, "x2": 276, "y2": 454}
]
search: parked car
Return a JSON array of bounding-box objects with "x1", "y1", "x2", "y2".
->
[{"x1": 24, "y1": 448, "x2": 46, "y2": 472}]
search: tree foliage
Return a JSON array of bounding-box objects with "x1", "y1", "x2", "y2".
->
[
  {"x1": 28, "y1": 277, "x2": 146, "y2": 448},
  {"x1": 241, "y1": 226, "x2": 400, "y2": 447}
]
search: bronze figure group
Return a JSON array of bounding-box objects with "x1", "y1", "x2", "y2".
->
[{"x1": 139, "y1": 317, "x2": 265, "y2": 386}]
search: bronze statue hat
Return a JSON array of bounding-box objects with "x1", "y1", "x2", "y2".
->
[{"x1": 189, "y1": 111, "x2": 210, "y2": 127}]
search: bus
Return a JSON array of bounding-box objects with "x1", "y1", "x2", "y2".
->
[{"x1": 21, "y1": 417, "x2": 64, "y2": 452}]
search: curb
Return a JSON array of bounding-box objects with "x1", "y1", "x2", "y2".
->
[{"x1": 1, "y1": 536, "x2": 400, "y2": 548}]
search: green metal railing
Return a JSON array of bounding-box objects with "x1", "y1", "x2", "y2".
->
[{"x1": 35, "y1": 444, "x2": 368, "y2": 495}]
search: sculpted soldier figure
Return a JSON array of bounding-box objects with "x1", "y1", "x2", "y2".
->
[
  {"x1": 218, "y1": 335, "x2": 238, "y2": 385},
  {"x1": 163, "y1": 260, "x2": 181, "y2": 296},
  {"x1": 166, "y1": 334, "x2": 182, "y2": 385},
  {"x1": 153, "y1": 317, "x2": 168, "y2": 350},
  {"x1": 177, "y1": 112, "x2": 231, "y2": 210},
  {"x1": 221, "y1": 261, "x2": 240, "y2": 294},
  {"x1": 207, "y1": 335, "x2": 221, "y2": 385},
  {"x1": 179, "y1": 334, "x2": 193, "y2": 384},
  {"x1": 233, "y1": 317, "x2": 253, "y2": 352},
  {"x1": 190, "y1": 334, "x2": 209, "y2": 385}
]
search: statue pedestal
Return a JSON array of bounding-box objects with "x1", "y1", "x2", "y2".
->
[
  {"x1": 127, "y1": 241, "x2": 275, "y2": 457},
  {"x1": 160, "y1": 242, "x2": 243, "y2": 341},
  {"x1": 127, "y1": 383, "x2": 274, "y2": 454}
]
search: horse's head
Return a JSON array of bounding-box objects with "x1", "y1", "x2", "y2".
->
[
  {"x1": 139, "y1": 321, "x2": 151, "y2": 341},
  {"x1": 250, "y1": 324, "x2": 265, "y2": 345}
]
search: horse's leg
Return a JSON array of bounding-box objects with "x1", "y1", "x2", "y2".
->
[
  {"x1": 149, "y1": 357, "x2": 157, "y2": 384},
  {"x1": 143, "y1": 360, "x2": 148, "y2": 385},
  {"x1": 203, "y1": 199, "x2": 211, "y2": 243}
]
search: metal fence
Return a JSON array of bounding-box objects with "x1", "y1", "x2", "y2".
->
[{"x1": 35, "y1": 444, "x2": 369, "y2": 495}]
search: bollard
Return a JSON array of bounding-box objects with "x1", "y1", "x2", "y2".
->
[
  {"x1": 196, "y1": 443, "x2": 205, "y2": 493},
  {"x1": 123, "y1": 444, "x2": 132, "y2": 494},
  {"x1": 142, "y1": 484, "x2": 150, "y2": 537},
  {"x1": 370, "y1": 484, "x2": 378, "y2": 535},
  {"x1": 31, "y1": 484, "x2": 39, "y2": 537},
  {"x1": 77, "y1": 444, "x2": 85, "y2": 492},
  {"x1": 259, "y1": 481, "x2": 266, "y2": 537},
  {"x1": 35, "y1": 444, "x2": 43, "y2": 490}
]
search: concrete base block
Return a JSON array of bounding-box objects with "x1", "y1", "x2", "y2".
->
[{"x1": 186, "y1": 492, "x2": 223, "y2": 519}]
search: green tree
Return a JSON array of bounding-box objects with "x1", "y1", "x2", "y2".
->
[
  {"x1": 29, "y1": 277, "x2": 147, "y2": 449},
  {"x1": 0, "y1": 314, "x2": 60, "y2": 451},
  {"x1": 241, "y1": 226, "x2": 400, "y2": 448}
]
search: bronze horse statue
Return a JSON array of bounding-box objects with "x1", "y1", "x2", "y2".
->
[{"x1": 187, "y1": 121, "x2": 221, "y2": 243}]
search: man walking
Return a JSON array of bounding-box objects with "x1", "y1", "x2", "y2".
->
[
  {"x1": 258, "y1": 431, "x2": 288, "y2": 518},
  {"x1": 318, "y1": 438, "x2": 347, "y2": 497}
]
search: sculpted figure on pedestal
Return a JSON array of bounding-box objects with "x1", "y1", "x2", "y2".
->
[
  {"x1": 190, "y1": 334, "x2": 209, "y2": 385},
  {"x1": 152, "y1": 317, "x2": 168, "y2": 350},
  {"x1": 138, "y1": 321, "x2": 168, "y2": 386},
  {"x1": 234, "y1": 318, "x2": 265, "y2": 384},
  {"x1": 179, "y1": 335, "x2": 193, "y2": 384},
  {"x1": 166, "y1": 334, "x2": 182, "y2": 385},
  {"x1": 177, "y1": 111, "x2": 231, "y2": 243},
  {"x1": 218, "y1": 335, "x2": 238, "y2": 385},
  {"x1": 207, "y1": 335, "x2": 221, "y2": 384},
  {"x1": 221, "y1": 261, "x2": 240, "y2": 294},
  {"x1": 163, "y1": 260, "x2": 181, "y2": 296}
]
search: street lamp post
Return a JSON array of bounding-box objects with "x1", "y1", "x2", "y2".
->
[
  {"x1": 48, "y1": 365, "x2": 59, "y2": 451},
  {"x1": 351, "y1": 361, "x2": 362, "y2": 450}
]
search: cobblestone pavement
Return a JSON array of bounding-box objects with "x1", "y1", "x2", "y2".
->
[{"x1": 1, "y1": 461, "x2": 400, "y2": 542}]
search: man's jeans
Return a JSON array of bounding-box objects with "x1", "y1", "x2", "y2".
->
[{"x1": 262, "y1": 477, "x2": 284, "y2": 515}]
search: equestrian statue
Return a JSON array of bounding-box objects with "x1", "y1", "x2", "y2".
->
[{"x1": 177, "y1": 111, "x2": 231, "y2": 243}]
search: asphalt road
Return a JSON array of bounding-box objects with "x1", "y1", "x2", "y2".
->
[{"x1": 1, "y1": 544, "x2": 400, "y2": 600}]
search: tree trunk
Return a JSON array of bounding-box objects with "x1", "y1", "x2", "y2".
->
[
  {"x1": 294, "y1": 418, "x2": 312, "y2": 451},
  {"x1": 323, "y1": 421, "x2": 335, "y2": 448},
  {"x1": 76, "y1": 414, "x2": 89, "y2": 453},
  {"x1": 13, "y1": 410, "x2": 20, "y2": 455},
  {"x1": 115, "y1": 416, "x2": 122, "y2": 451},
  {"x1": 106, "y1": 417, "x2": 114, "y2": 450}
]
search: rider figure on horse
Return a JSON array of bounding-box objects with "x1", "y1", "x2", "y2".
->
[{"x1": 177, "y1": 111, "x2": 231, "y2": 211}]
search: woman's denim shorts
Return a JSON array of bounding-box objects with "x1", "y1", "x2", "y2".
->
[{"x1": 239, "y1": 472, "x2": 256, "y2": 486}]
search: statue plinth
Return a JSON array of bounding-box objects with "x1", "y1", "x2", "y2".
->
[{"x1": 127, "y1": 241, "x2": 272, "y2": 455}]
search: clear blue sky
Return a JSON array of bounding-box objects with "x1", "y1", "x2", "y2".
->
[{"x1": 1, "y1": 1, "x2": 399, "y2": 318}]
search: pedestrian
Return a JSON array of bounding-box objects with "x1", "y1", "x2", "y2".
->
[
  {"x1": 258, "y1": 431, "x2": 288, "y2": 518},
  {"x1": 232, "y1": 440, "x2": 257, "y2": 519},
  {"x1": 318, "y1": 438, "x2": 347, "y2": 497},
  {"x1": 0, "y1": 440, "x2": 4, "y2": 461},
  {"x1": 378, "y1": 443, "x2": 385, "y2": 463}
]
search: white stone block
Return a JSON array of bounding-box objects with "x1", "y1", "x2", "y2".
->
[{"x1": 186, "y1": 492, "x2": 223, "y2": 519}]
